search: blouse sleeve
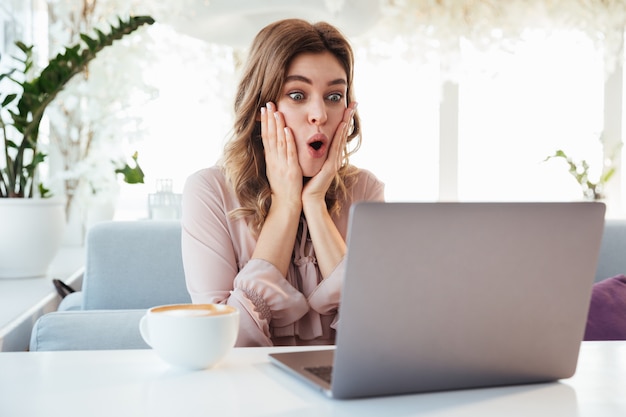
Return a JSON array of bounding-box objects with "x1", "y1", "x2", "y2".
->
[
  {"x1": 307, "y1": 169, "x2": 386, "y2": 315},
  {"x1": 181, "y1": 169, "x2": 309, "y2": 346}
]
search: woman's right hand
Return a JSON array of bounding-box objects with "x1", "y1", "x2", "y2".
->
[
  {"x1": 255, "y1": 102, "x2": 304, "y2": 277},
  {"x1": 261, "y1": 102, "x2": 303, "y2": 210}
]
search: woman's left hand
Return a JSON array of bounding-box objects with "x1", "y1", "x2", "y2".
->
[{"x1": 302, "y1": 102, "x2": 357, "y2": 203}]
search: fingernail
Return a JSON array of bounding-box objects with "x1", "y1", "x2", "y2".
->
[
  {"x1": 266, "y1": 102, "x2": 273, "y2": 111},
  {"x1": 260, "y1": 107, "x2": 266, "y2": 115}
]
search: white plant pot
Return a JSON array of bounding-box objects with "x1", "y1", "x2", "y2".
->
[{"x1": 0, "y1": 198, "x2": 66, "y2": 279}]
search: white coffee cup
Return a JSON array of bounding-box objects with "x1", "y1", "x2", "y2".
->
[{"x1": 139, "y1": 303, "x2": 239, "y2": 370}]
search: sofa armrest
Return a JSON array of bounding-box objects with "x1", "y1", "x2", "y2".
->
[
  {"x1": 58, "y1": 291, "x2": 83, "y2": 311},
  {"x1": 30, "y1": 310, "x2": 149, "y2": 351}
]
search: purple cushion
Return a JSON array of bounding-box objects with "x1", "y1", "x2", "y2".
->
[{"x1": 584, "y1": 274, "x2": 626, "y2": 340}]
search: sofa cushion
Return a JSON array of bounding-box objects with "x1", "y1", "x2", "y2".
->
[
  {"x1": 584, "y1": 274, "x2": 626, "y2": 340},
  {"x1": 30, "y1": 310, "x2": 149, "y2": 351},
  {"x1": 82, "y1": 221, "x2": 191, "y2": 309}
]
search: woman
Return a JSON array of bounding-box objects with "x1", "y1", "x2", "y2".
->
[{"x1": 181, "y1": 19, "x2": 385, "y2": 346}]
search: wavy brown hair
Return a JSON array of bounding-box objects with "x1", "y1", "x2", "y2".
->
[{"x1": 222, "y1": 19, "x2": 361, "y2": 235}]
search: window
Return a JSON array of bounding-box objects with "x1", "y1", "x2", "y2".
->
[
  {"x1": 457, "y1": 30, "x2": 606, "y2": 202},
  {"x1": 352, "y1": 46, "x2": 440, "y2": 202},
  {"x1": 116, "y1": 27, "x2": 622, "y2": 217}
]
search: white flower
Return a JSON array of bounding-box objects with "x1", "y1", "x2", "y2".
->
[
  {"x1": 46, "y1": 0, "x2": 159, "y2": 213},
  {"x1": 368, "y1": 0, "x2": 626, "y2": 80}
]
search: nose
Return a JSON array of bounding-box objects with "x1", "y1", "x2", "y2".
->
[{"x1": 308, "y1": 97, "x2": 327, "y2": 126}]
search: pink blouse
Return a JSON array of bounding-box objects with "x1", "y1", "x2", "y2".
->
[{"x1": 181, "y1": 166, "x2": 385, "y2": 346}]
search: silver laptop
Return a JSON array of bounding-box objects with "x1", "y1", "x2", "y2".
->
[{"x1": 269, "y1": 202, "x2": 606, "y2": 399}]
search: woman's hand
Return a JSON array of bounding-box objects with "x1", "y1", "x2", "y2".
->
[
  {"x1": 300, "y1": 102, "x2": 357, "y2": 278},
  {"x1": 261, "y1": 102, "x2": 303, "y2": 210},
  {"x1": 302, "y1": 102, "x2": 357, "y2": 204},
  {"x1": 254, "y1": 102, "x2": 303, "y2": 277}
]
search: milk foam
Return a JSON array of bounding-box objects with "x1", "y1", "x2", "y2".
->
[{"x1": 162, "y1": 308, "x2": 213, "y2": 317}]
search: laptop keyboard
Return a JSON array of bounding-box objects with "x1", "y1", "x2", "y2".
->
[{"x1": 304, "y1": 365, "x2": 333, "y2": 383}]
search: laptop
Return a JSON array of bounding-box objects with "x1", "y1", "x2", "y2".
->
[{"x1": 269, "y1": 201, "x2": 606, "y2": 399}]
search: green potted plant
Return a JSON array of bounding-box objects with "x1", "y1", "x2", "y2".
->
[
  {"x1": 0, "y1": 15, "x2": 154, "y2": 278},
  {"x1": 545, "y1": 149, "x2": 616, "y2": 201}
]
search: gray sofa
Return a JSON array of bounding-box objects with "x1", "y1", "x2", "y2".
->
[
  {"x1": 595, "y1": 219, "x2": 626, "y2": 283},
  {"x1": 30, "y1": 220, "x2": 190, "y2": 351},
  {"x1": 29, "y1": 218, "x2": 626, "y2": 351}
]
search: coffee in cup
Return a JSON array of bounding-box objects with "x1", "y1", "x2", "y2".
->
[{"x1": 139, "y1": 303, "x2": 239, "y2": 370}]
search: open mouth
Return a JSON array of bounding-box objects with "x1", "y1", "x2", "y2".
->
[{"x1": 310, "y1": 141, "x2": 323, "y2": 151}]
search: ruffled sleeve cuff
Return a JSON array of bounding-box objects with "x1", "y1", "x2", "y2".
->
[
  {"x1": 234, "y1": 258, "x2": 309, "y2": 328},
  {"x1": 307, "y1": 257, "x2": 345, "y2": 315}
]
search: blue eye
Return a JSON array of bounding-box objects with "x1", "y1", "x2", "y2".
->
[
  {"x1": 327, "y1": 93, "x2": 343, "y2": 102},
  {"x1": 288, "y1": 92, "x2": 305, "y2": 101}
]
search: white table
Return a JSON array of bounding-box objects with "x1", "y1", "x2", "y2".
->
[
  {"x1": 0, "y1": 341, "x2": 624, "y2": 416},
  {"x1": 0, "y1": 247, "x2": 84, "y2": 351}
]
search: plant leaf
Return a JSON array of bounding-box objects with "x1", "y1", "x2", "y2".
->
[
  {"x1": 115, "y1": 152, "x2": 145, "y2": 184},
  {"x1": 1, "y1": 93, "x2": 17, "y2": 107}
]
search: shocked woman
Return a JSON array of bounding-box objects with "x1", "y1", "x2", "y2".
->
[{"x1": 181, "y1": 19, "x2": 385, "y2": 346}]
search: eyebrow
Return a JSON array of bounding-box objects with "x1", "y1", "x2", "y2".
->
[{"x1": 285, "y1": 75, "x2": 347, "y2": 87}]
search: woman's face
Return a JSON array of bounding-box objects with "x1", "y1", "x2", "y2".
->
[{"x1": 277, "y1": 51, "x2": 348, "y2": 177}]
